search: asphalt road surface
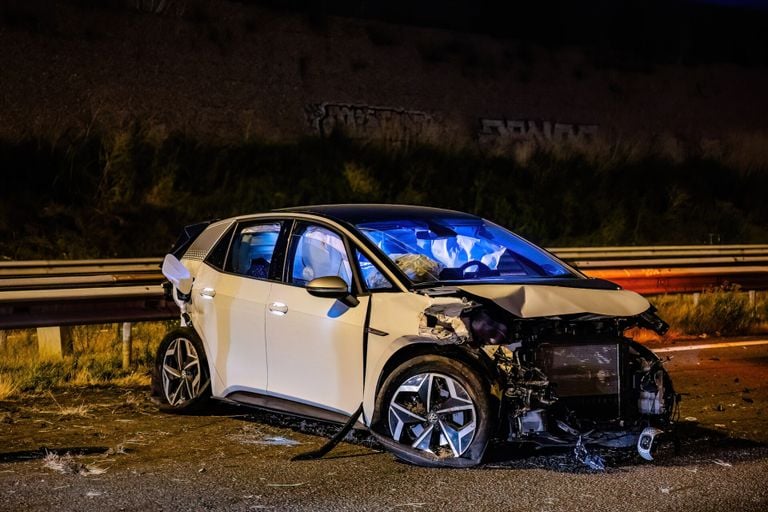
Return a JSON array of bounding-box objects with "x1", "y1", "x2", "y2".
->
[{"x1": 1, "y1": 338, "x2": 767, "y2": 511}]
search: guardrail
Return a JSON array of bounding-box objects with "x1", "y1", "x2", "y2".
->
[
  {"x1": 551, "y1": 245, "x2": 768, "y2": 295},
  {"x1": 1, "y1": 245, "x2": 768, "y2": 330},
  {"x1": 0, "y1": 258, "x2": 174, "y2": 330}
]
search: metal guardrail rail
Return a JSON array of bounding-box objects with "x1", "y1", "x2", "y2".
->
[
  {"x1": 1, "y1": 245, "x2": 767, "y2": 329},
  {"x1": 0, "y1": 259, "x2": 174, "y2": 329}
]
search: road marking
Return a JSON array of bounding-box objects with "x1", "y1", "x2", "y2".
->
[{"x1": 654, "y1": 339, "x2": 768, "y2": 353}]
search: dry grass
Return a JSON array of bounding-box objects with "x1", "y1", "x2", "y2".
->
[
  {"x1": 0, "y1": 321, "x2": 173, "y2": 396},
  {"x1": 42, "y1": 452, "x2": 107, "y2": 476},
  {"x1": 0, "y1": 373, "x2": 18, "y2": 400},
  {"x1": 649, "y1": 289, "x2": 768, "y2": 337},
  {"x1": 112, "y1": 372, "x2": 152, "y2": 387}
]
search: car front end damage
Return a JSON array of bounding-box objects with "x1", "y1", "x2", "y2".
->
[{"x1": 417, "y1": 283, "x2": 679, "y2": 463}]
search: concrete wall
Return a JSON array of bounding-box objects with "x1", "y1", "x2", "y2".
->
[{"x1": 1, "y1": 1, "x2": 767, "y2": 162}]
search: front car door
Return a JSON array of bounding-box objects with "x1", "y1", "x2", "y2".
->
[{"x1": 265, "y1": 221, "x2": 369, "y2": 418}]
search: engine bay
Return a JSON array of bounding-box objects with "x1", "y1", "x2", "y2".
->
[{"x1": 417, "y1": 289, "x2": 678, "y2": 461}]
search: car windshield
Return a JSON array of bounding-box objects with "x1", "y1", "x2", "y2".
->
[{"x1": 356, "y1": 217, "x2": 576, "y2": 284}]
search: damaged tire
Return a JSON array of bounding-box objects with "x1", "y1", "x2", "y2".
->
[
  {"x1": 374, "y1": 355, "x2": 493, "y2": 467},
  {"x1": 151, "y1": 328, "x2": 211, "y2": 413}
]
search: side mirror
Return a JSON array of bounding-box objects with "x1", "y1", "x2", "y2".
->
[
  {"x1": 306, "y1": 276, "x2": 360, "y2": 308},
  {"x1": 162, "y1": 254, "x2": 193, "y2": 296}
]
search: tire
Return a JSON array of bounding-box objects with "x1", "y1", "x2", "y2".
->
[
  {"x1": 151, "y1": 327, "x2": 211, "y2": 413},
  {"x1": 373, "y1": 355, "x2": 494, "y2": 467}
]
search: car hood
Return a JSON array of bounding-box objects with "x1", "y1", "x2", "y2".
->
[{"x1": 458, "y1": 283, "x2": 650, "y2": 319}]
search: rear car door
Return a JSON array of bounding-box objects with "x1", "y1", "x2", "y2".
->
[
  {"x1": 193, "y1": 220, "x2": 284, "y2": 396},
  {"x1": 265, "y1": 221, "x2": 369, "y2": 417}
]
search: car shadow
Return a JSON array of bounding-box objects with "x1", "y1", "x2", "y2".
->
[{"x1": 219, "y1": 404, "x2": 767, "y2": 471}]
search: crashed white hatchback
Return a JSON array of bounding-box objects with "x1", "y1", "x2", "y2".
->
[{"x1": 155, "y1": 204, "x2": 676, "y2": 467}]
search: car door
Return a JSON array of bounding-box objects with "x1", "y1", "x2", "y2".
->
[
  {"x1": 265, "y1": 221, "x2": 369, "y2": 417},
  {"x1": 193, "y1": 220, "x2": 284, "y2": 396}
]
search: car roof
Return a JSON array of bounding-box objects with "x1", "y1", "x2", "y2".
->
[{"x1": 274, "y1": 204, "x2": 482, "y2": 225}]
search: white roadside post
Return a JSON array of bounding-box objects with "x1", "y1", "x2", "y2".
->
[
  {"x1": 122, "y1": 322, "x2": 132, "y2": 369},
  {"x1": 36, "y1": 326, "x2": 73, "y2": 360}
]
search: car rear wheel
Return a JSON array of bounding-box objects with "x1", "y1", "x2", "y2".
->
[
  {"x1": 374, "y1": 355, "x2": 493, "y2": 467},
  {"x1": 151, "y1": 328, "x2": 210, "y2": 413}
]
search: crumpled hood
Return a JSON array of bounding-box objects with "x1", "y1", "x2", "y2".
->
[{"x1": 458, "y1": 283, "x2": 650, "y2": 319}]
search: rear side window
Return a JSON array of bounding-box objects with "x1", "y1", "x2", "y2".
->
[{"x1": 227, "y1": 222, "x2": 283, "y2": 280}]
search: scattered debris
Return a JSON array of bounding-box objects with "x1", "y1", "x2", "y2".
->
[
  {"x1": 85, "y1": 491, "x2": 104, "y2": 497},
  {"x1": 253, "y1": 436, "x2": 301, "y2": 446},
  {"x1": 684, "y1": 416, "x2": 698, "y2": 422},
  {"x1": 714, "y1": 404, "x2": 726, "y2": 412},
  {"x1": 266, "y1": 482, "x2": 306, "y2": 487},
  {"x1": 660, "y1": 486, "x2": 671, "y2": 494},
  {"x1": 227, "y1": 426, "x2": 301, "y2": 446},
  {"x1": 713, "y1": 459, "x2": 732, "y2": 467},
  {"x1": 715, "y1": 424, "x2": 727, "y2": 428},
  {"x1": 42, "y1": 452, "x2": 107, "y2": 476},
  {"x1": 573, "y1": 436, "x2": 605, "y2": 471}
]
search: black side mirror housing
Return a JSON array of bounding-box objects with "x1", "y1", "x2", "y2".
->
[{"x1": 306, "y1": 276, "x2": 360, "y2": 308}]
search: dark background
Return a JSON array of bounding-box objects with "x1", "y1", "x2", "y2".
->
[{"x1": 1, "y1": 0, "x2": 767, "y2": 258}]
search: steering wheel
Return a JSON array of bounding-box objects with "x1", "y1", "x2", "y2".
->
[{"x1": 458, "y1": 260, "x2": 493, "y2": 278}]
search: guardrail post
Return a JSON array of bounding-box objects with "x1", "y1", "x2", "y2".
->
[
  {"x1": 122, "y1": 322, "x2": 132, "y2": 369},
  {"x1": 37, "y1": 326, "x2": 73, "y2": 360}
]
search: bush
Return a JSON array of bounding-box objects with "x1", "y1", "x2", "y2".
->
[{"x1": 651, "y1": 287, "x2": 763, "y2": 337}]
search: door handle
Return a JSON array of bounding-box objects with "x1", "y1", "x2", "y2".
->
[
  {"x1": 268, "y1": 302, "x2": 288, "y2": 315},
  {"x1": 199, "y1": 287, "x2": 216, "y2": 298}
]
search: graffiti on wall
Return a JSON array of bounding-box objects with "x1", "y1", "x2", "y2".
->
[
  {"x1": 479, "y1": 118, "x2": 599, "y2": 144},
  {"x1": 305, "y1": 103, "x2": 436, "y2": 140}
]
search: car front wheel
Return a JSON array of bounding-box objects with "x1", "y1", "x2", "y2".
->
[
  {"x1": 374, "y1": 355, "x2": 493, "y2": 467},
  {"x1": 151, "y1": 327, "x2": 210, "y2": 413}
]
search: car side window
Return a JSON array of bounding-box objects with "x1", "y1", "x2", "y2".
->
[
  {"x1": 227, "y1": 222, "x2": 282, "y2": 280},
  {"x1": 289, "y1": 223, "x2": 352, "y2": 288},
  {"x1": 356, "y1": 249, "x2": 394, "y2": 290}
]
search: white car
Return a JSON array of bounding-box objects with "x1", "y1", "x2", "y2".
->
[{"x1": 154, "y1": 204, "x2": 676, "y2": 467}]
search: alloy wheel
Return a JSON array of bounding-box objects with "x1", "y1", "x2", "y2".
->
[
  {"x1": 388, "y1": 372, "x2": 477, "y2": 458},
  {"x1": 161, "y1": 337, "x2": 202, "y2": 406}
]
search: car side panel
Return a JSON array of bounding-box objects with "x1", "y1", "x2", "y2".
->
[
  {"x1": 189, "y1": 263, "x2": 270, "y2": 397},
  {"x1": 265, "y1": 284, "x2": 369, "y2": 417},
  {"x1": 363, "y1": 292, "x2": 435, "y2": 424}
]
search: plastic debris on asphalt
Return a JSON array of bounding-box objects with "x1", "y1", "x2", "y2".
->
[{"x1": 574, "y1": 436, "x2": 606, "y2": 471}]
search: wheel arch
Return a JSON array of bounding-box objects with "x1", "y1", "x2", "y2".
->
[{"x1": 369, "y1": 341, "x2": 503, "y2": 428}]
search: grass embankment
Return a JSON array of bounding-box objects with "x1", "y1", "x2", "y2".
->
[
  {"x1": 0, "y1": 321, "x2": 175, "y2": 400},
  {"x1": 2, "y1": 129, "x2": 768, "y2": 260},
  {"x1": 650, "y1": 288, "x2": 768, "y2": 339}
]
